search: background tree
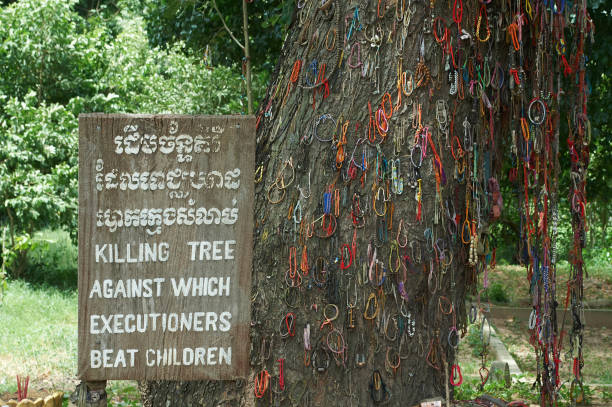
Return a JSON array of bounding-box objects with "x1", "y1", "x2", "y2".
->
[
  {"x1": 144, "y1": 0, "x2": 290, "y2": 68},
  {"x1": 141, "y1": 0, "x2": 591, "y2": 406},
  {"x1": 0, "y1": 0, "x2": 268, "y2": 285}
]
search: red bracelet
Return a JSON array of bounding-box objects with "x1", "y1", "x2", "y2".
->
[{"x1": 450, "y1": 364, "x2": 463, "y2": 386}]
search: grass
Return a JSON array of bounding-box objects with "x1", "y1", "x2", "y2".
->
[
  {"x1": 0, "y1": 279, "x2": 141, "y2": 405},
  {"x1": 0, "y1": 280, "x2": 77, "y2": 394}
]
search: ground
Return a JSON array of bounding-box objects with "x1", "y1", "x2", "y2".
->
[{"x1": 1, "y1": 266, "x2": 611, "y2": 406}]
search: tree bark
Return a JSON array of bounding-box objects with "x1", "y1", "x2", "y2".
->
[
  {"x1": 141, "y1": 0, "x2": 586, "y2": 404},
  {"x1": 141, "y1": 0, "x2": 494, "y2": 405}
]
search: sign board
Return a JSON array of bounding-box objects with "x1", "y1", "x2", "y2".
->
[{"x1": 78, "y1": 114, "x2": 254, "y2": 381}]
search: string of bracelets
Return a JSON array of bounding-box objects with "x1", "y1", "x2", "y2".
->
[{"x1": 253, "y1": 0, "x2": 592, "y2": 405}]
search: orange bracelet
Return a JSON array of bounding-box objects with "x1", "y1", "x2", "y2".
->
[
  {"x1": 254, "y1": 370, "x2": 270, "y2": 398},
  {"x1": 381, "y1": 92, "x2": 393, "y2": 119}
]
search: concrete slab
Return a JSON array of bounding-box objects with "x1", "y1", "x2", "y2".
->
[{"x1": 482, "y1": 318, "x2": 522, "y2": 377}]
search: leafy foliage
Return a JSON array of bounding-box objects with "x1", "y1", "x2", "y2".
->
[
  {"x1": 0, "y1": 0, "x2": 108, "y2": 104},
  {"x1": 0, "y1": 93, "x2": 79, "y2": 278},
  {"x1": 0, "y1": 0, "x2": 266, "y2": 283},
  {"x1": 583, "y1": 3, "x2": 612, "y2": 251},
  {"x1": 144, "y1": 0, "x2": 292, "y2": 68},
  {"x1": 97, "y1": 12, "x2": 261, "y2": 114},
  {"x1": 0, "y1": 94, "x2": 78, "y2": 230}
]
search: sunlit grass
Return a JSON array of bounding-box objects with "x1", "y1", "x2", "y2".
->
[
  {"x1": 0, "y1": 280, "x2": 141, "y2": 404},
  {"x1": 0, "y1": 280, "x2": 77, "y2": 394}
]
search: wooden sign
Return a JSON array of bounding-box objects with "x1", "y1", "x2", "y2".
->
[{"x1": 77, "y1": 114, "x2": 254, "y2": 381}]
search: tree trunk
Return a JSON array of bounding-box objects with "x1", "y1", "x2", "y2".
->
[{"x1": 141, "y1": 0, "x2": 588, "y2": 405}]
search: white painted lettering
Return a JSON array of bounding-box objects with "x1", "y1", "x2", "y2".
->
[
  {"x1": 146, "y1": 349, "x2": 155, "y2": 367},
  {"x1": 219, "y1": 347, "x2": 232, "y2": 365},
  {"x1": 183, "y1": 348, "x2": 194, "y2": 365},
  {"x1": 89, "y1": 312, "x2": 231, "y2": 334},
  {"x1": 144, "y1": 244, "x2": 156, "y2": 262},
  {"x1": 219, "y1": 311, "x2": 232, "y2": 332},
  {"x1": 188, "y1": 241, "x2": 198, "y2": 261},
  {"x1": 114, "y1": 349, "x2": 126, "y2": 367},
  {"x1": 90, "y1": 315, "x2": 100, "y2": 334},
  {"x1": 167, "y1": 313, "x2": 178, "y2": 332},
  {"x1": 208, "y1": 277, "x2": 218, "y2": 296},
  {"x1": 126, "y1": 243, "x2": 138, "y2": 263},
  {"x1": 114, "y1": 244, "x2": 125, "y2": 263},
  {"x1": 126, "y1": 349, "x2": 138, "y2": 367},
  {"x1": 154, "y1": 278, "x2": 165, "y2": 296},
  {"x1": 212, "y1": 241, "x2": 223, "y2": 260},
  {"x1": 225, "y1": 240, "x2": 235, "y2": 259},
  {"x1": 102, "y1": 349, "x2": 113, "y2": 367},
  {"x1": 200, "y1": 241, "x2": 211, "y2": 260},
  {"x1": 112, "y1": 314, "x2": 124, "y2": 333},
  {"x1": 187, "y1": 240, "x2": 236, "y2": 261},
  {"x1": 103, "y1": 279, "x2": 113, "y2": 298},
  {"x1": 192, "y1": 277, "x2": 206, "y2": 296},
  {"x1": 171, "y1": 278, "x2": 191, "y2": 297},
  {"x1": 205, "y1": 312, "x2": 218, "y2": 331},
  {"x1": 207, "y1": 347, "x2": 218, "y2": 365},
  {"x1": 195, "y1": 348, "x2": 206, "y2": 365},
  {"x1": 95, "y1": 244, "x2": 107, "y2": 263},
  {"x1": 125, "y1": 314, "x2": 135, "y2": 333},
  {"x1": 90, "y1": 350, "x2": 101, "y2": 368},
  {"x1": 89, "y1": 280, "x2": 101, "y2": 298},
  {"x1": 158, "y1": 242, "x2": 169, "y2": 261},
  {"x1": 114, "y1": 280, "x2": 126, "y2": 298},
  {"x1": 142, "y1": 279, "x2": 152, "y2": 297},
  {"x1": 193, "y1": 312, "x2": 205, "y2": 331},
  {"x1": 180, "y1": 313, "x2": 193, "y2": 331},
  {"x1": 218, "y1": 277, "x2": 230, "y2": 296}
]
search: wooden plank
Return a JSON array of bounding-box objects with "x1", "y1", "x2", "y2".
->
[{"x1": 77, "y1": 114, "x2": 255, "y2": 381}]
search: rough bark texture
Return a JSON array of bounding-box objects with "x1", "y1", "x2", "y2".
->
[{"x1": 141, "y1": 0, "x2": 590, "y2": 404}]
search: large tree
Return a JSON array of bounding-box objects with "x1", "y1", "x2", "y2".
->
[{"x1": 141, "y1": 0, "x2": 591, "y2": 405}]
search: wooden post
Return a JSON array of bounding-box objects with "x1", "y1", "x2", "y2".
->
[{"x1": 71, "y1": 380, "x2": 107, "y2": 406}]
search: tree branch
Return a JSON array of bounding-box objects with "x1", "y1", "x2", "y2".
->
[
  {"x1": 211, "y1": 0, "x2": 245, "y2": 50},
  {"x1": 242, "y1": 0, "x2": 253, "y2": 114}
]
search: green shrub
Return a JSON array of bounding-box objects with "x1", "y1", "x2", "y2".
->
[
  {"x1": 488, "y1": 282, "x2": 510, "y2": 304},
  {"x1": 0, "y1": 93, "x2": 79, "y2": 278},
  {"x1": 465, "y1": 323, "x2": 485, "y2": 359},
  {"x1": 25, "y1": 230, "x2": 77, "y2": 289},
  {"x1": 0, "y1": 0, "x2": 109, "y2": 104}
]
